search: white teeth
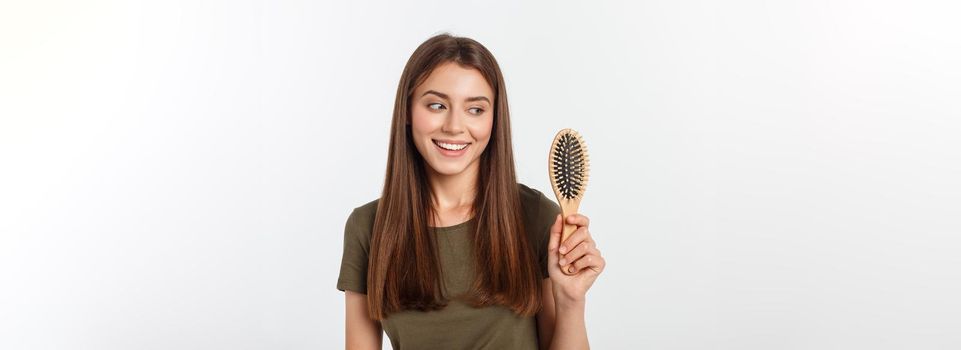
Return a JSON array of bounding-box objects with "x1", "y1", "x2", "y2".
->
[{"x1": 435, "y1": 141, "x2": 468, "y2": 151}]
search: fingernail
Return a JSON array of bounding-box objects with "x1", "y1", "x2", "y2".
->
[
  {"x1": 568, "y1": 266, "x2": 576, "y2": 273},
  {"x1": 559, "y1": 246, "x2": 567, "y2": 254},
  {"x1": 559, "y1": 258, "x2": 567, "y2": 266}
]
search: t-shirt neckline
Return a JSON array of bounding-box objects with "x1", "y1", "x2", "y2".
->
[{"x1": 429, "y1": 217, "x2": 476, "y2": 233}]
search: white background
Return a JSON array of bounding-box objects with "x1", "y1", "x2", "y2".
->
[{"x1": 2, "y1": 0, "x2": 960, "y2": 349}]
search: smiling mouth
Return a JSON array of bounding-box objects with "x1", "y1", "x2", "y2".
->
[{"x1": 433, "y1": 140, "x2": 471, "y2": 151}]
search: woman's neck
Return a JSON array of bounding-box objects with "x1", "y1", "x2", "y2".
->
[{"x1": 426, "y1": 162, "x2": 479, "y2": 218}]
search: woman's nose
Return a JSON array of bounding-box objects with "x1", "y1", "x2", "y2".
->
[{"x1": 441, "y1": 110, "x2": 465, "y2": 134}]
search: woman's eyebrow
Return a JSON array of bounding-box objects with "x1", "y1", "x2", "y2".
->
[{"x1": 422, "y1": 90, "x2": 491, "y2": 104}]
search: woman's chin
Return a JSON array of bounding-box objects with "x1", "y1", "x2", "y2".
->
[
  {"x1": 429, "y1": 164, "x2": 468, "y2": 177},
  {"x1": 425, "y1": 158, "x2": 474, "y2": 177}
]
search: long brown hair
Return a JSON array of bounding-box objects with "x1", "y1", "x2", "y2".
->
[{"x1": 366, "y1": 33, "x2": 541, "y2": 320}]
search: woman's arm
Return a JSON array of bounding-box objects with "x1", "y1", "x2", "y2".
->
[
  {"x1": 539, "y1": 275, "x2": 590, "y2": 350},
  {"x1": 548, "y1": 290, "x2": 589, "y2": 350},
  {"x1": 543, "y1": 213, "x2": 606, "y2": 350},
  {"x1": 536, "y1": 278, "x2": 556, "y2": 350},
  {"x1": 345, "y1": 291, "x2": 382, "y2": 350}
]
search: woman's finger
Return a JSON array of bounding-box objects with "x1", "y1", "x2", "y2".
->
[
  {"x1": 572, "y1": 252, "x2": 605, "y2": 274},
  {"x1": 546, "y1": 214, "x2": 562, "y2": 268},
  {"x1": 559, "y1": 226, "x2": 590, "y2": 255},
  {"x1": 560, "y1": 240, "x2": 593, "y2": 267},
  {"x1": 565, "y1": 214, "x2": 590, "y2": 228}
]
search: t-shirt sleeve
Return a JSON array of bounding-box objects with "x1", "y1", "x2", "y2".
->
[
  {"x1": 533, "y1": 192, "x2": 562, "y2": 279},
  {"x1": 337, "y1": 207, "x2": 372, "y2": 294}
]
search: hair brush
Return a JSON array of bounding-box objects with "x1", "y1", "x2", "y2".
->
[{"x1": 548, "y1": 128, "x2": 591, "y2": 274}]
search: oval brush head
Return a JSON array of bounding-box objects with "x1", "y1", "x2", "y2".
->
[{"x1": 548, "y1": 128, "x2": 590, "y2": 272}]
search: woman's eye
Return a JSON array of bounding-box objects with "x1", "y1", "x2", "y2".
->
[
  {"x1": 468, "y1": 107, "x2": 484, "y2": 115},
  {"x1": 428, "y1": 103, "x2": 445, "y2": 110}
]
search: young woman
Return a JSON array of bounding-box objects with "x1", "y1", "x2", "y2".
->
[{"x1": 337, "y1": 33, "x2": 606, "y2": 349}]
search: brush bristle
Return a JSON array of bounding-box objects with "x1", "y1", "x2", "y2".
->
[{"x1": 551, "y1": 130, "x2": 590, "y2": 200}]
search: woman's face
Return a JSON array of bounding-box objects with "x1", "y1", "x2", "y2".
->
[{"x1": 410, "y1": 61, "x2": 495, "y2": 179}]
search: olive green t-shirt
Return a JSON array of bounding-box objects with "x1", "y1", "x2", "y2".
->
[{"x1": 337, "y1": 183, "x2": 561, "y2": 349}]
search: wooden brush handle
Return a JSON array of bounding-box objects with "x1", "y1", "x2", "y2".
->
[
  {"x1": 560, "y1": 203, "x2": 580, "y2": 243},
  {"x1": 562, "y1": 220, "x2": 578, "y2": 244},
  {"x1": 559, "y1": 199, "x2": 580, "y2": 275}
]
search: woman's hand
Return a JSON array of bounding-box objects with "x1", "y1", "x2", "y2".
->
[{"x1": 547, "y1": 213, "x2": 606, "y2": 306}]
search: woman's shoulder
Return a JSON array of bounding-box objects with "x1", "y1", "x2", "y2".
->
[
  {"x1": 343, "y1": 198, "x2": 380, "y2": 242},
  {"x1": 517, "y1": 183, "x2": 560, "y2": 278},
  {"x1": 516, "y1": 183, "x2": 561, "y2": 228},
  {"x1": 517, "y1": 182, "x2": 558, "y2": 208},
  {"x1": 338, "y1": 198, "x2": 379, "y2": 293},
  {"x1": 350, "y1": 197, "x2": 380, "y2": 218}
]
